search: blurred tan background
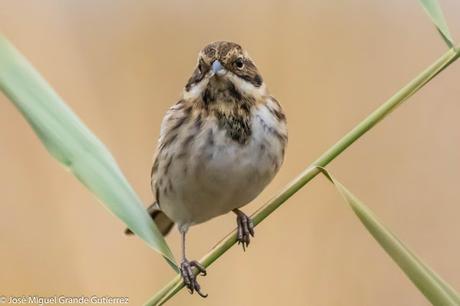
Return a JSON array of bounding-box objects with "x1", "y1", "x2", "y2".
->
[{"x1": 1, "y1": 0, "x2": 460, "y2": 305}]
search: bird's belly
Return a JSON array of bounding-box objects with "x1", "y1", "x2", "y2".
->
[{"x1": 160, "y1": 127, "x2": 280, "y2": 226}]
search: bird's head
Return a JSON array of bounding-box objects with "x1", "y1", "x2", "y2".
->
[{"x1": 183, "y1": 41, "x2": 267, "y2": 103}]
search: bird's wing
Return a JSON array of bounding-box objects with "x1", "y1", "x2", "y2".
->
[{"x1": 150, "y1": 99, "x2": 192, "y2": 203}]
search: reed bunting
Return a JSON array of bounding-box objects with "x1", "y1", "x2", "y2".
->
[{"x1": 126, "y1": 41, "x2": 287, "y2": 297}]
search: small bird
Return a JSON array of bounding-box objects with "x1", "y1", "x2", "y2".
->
[{"x1": 126, "y1": 41, "x2": 287, "y2": 297}]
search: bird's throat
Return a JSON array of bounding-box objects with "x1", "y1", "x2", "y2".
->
[{"x1": 200, "y1": 79, "x2": 254, "y2": 145}]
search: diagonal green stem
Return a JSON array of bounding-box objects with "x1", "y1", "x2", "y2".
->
[{"x1": 145, "y1": 46, "x2": 460, "y2": 306}]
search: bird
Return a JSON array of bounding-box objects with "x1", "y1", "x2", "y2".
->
[{"x1": 125, "y1": 41, "x2": 287, "y2": 297}]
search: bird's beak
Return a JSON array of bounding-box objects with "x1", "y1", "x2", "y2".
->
[{"x1": 211, "y1": 60, "x2": 224, "y2": 75}]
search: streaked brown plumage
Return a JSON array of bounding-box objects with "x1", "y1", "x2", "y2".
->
[{"x1": 126, "y1": 41, "x2": 287, "y2": 297}]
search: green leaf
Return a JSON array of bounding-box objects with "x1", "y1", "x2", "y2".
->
[
  {"x1": 0, "y1": 36, "x2": 178, "y2": 271},
  {"x1": 318, "y1": 167, "x2": 460, "y2": 306},
  {"x1": 418, "y1": 0, "x2": 454, "y2": 47}
]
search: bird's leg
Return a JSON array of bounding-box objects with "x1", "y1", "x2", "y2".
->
[
  {"x1": 179, "y1": 225, "x2": 207, "y2": 298},
  {"x1": 232, "y1": 209, "x2": 255, "y2": 251}
]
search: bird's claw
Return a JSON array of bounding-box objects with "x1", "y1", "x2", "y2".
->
[
  {"x1": 180, "y1": 259, "x2": 208, "y2": 298},
  {"x1": 236, "y1": 212, "x2": 255, "y2": 251}
]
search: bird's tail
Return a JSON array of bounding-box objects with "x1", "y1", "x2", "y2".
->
[{"x1": 124, "y1": 203, "x2": 174, "y2": 236}]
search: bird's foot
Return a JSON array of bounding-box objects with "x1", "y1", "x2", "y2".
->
[
  {"x1": 235, "y1": 211, "x2": 255, "y2": 251},
  {"x1": 180, "y1": 259, "x2": 208, "y2": 298}
]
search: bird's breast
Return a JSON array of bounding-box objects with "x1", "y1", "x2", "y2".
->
[{"x1": 158, "y1": 101, "x2": 287, "y2": 226}]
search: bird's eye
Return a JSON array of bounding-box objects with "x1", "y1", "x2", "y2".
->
[
  {"x1": 198, "y1": 60, "x2": 206, "y2": 73},
  {"x1": 234, "y1": 58, "x2": 244, "y2": 69}
]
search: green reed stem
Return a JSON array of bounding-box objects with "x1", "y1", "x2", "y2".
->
[{"x1": 145, "y1": 46, "x2": 460, "y2": 306}]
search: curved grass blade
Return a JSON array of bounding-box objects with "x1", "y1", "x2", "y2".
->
[
  {"x1": 418, "y1": 0, "x2": 454, "y2": 47},
  {"x1": 318, "y1": 167, "x2": 460, "y2": 306},
  {"x1": 0, "y1": 36, "x2": 178, "y2": 270}
]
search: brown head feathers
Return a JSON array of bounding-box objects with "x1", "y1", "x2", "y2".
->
[{"x1": 185, "y1": 41, "x2": 263, "y2": 92}]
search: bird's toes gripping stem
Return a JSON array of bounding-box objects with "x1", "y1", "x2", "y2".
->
[
  {"x1": 236, "y1": 212, "x2": 255, "y2": 251},
  {"x1": 180, "y1": 259, "x2": 208, "y2": 298}
]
